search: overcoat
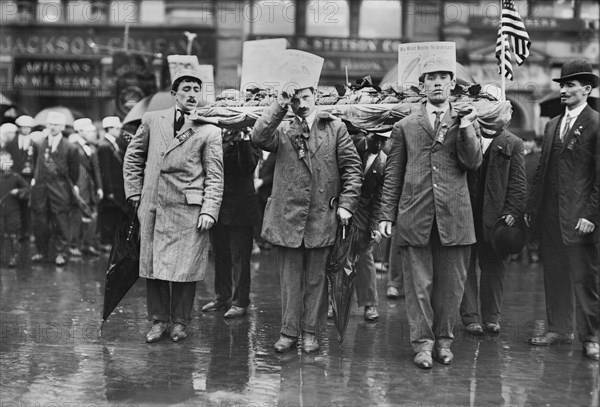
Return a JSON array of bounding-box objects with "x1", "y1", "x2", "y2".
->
[
  {"x1": 97, "y1": 138, "x2": 126, "y2": 210},
  {"x1": 73, "y1": 141, "x2": 102, "y2": 205},
  {"x1": 469, "y1": 130, "x2": 526, "y2": 242},
  {"x1": 251, "y1": 102, "x2": 363, "y2": 248},
  {"x1": 527, "y1": 104, "x2": 600, "y2": 245},
  {"x1": 379, "y1": 102, "x2": 482, "y2": 247},
  {"x1": 123, "y1": 108, "x2": 224, "y2": 282}
]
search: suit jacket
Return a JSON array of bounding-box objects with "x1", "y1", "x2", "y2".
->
[
  {"x1": 98, "y1": 138, "x2": 126, "y2": 209},
  {"x1": 353, "y1": 136, "x2": 387, "y2": 232},
  {"x1": 379, "y1": 102, "x2": 482, "y2": 247},
  {"x1": 124, "y1": 108, "x2": 224, "y2": 282},
  {"x1": 251, "y1": 101, "x2": 363, "y2": 248},
  {"x1": 30, "y1": 133, "x2": 79, "y2": 213},
  {"x1": 0, "y1": 171, "x2": 28, "y2": 215},
  {"x1": 257, "y1": 151, "x2": 276, "y2": 203},
  {"x1": 468, "y1": 130, "x2": 526, "y2": 242},
  {"x1": 5, "y1": 135, "x2": 37, "y2": 179},
  {"x1": 527, "y1": 104, "x2": 600, "y2": 245},
  {"x1": 73, "y1": 141, "x2": 102, "y2": 205},
  {"x1": 218, "y1": 139, "x2": 261, "y2": 226}
]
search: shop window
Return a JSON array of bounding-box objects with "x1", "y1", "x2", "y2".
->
[
  {"x1": 580, "y1": 0, "x2": 599, "y2": 20},
  {"x1": 532, "y1": 0, "x2": 574, "y2": 18},
  {"x1": 251, "y1": 0, "x2": 296, "y2": 35},
  {"x1": 165, "y1": 0, "x2": 213, "y2": 27},
  {"x1": 306, "y1": 0, "x2": 349, "y2": 37},
  {"x1": 139, "y1": 0, "x2": 164, "y2": 24},
  {"x1": 37, "y1": 0, "x2": 63, "y2": 23},
  {"x1": 108, "y1": 0, "x2": 139, "y2": 25},
  {"x1": 358, "y1": 0, "x2": 401, "y2": 38},
  {"x1": 67, "y1": 1, "x2": 108, "y2": 24}
]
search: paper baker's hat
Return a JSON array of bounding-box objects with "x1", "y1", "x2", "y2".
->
[
  {"x1": 46, "y1": 111, "x2": 67, "y2": 125},
  {"x1": 73, "y1": 118, "x2": 92, "y2": 132},
  {"x1": 420, "y1": 56, "x2": 455, "y2": 77},
  {"x1": 102, "y1": 116, "x2": 122, "y2": 129},
  {"x1": 171, "y1": 69, "x2": 203, "y2": 91},
  {"x1": 15, "y1": 115, "x2": 35, "y2": 127}
]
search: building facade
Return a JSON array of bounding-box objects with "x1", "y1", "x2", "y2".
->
[{"x1": 1, "y1": 0, "x2": 598, "y2": 134}]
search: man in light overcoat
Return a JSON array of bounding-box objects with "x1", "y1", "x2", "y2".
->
[
  {"x1": 379, "y1": 57, "x2": 482, "y2": 368},
  {"x1": 526, "y1": 58, "x2": 600, "y2": 361},
  {"x1": 251, "y1": 86, "x2": 362, "y2": 353},
  {"x1": 124, "y1": 70, "x2": 224, "y2": 343}
]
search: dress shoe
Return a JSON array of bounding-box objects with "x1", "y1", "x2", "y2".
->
[
  {"x1": 583, "y1": 342, "x2": 600, "y2": 361},
  {"x1": 433, "y1": 347, "x2": 454, "y2": 365},
  {"x1": 201, "y1": 299, "x2": 229, "y2": 312},
  {"x1": 82, "y1": 246, "x2": 100, "y2": 256},
  {"x1": 465, "y1": 322, "x2": 483, "y2": 335},
  {"x1": 302, "y1": 332, "x2": 319, "y2": 353},
  {"x1": 170, "y1": 323, "x2": 187, "y2": 342},
  {"x1": 55, "y1": 254, "x2": 67, "y2": 266},
  {"x1": 364, "y1": 305, "x2": 379, "y2": 321},
  {"x1": 413, "y1": 351, "x2": 433, "y2": 369},
  {"x1": 483, "y1": 322, "x2": 500, "y2": 333},
  {"x1": 274, "y1": 334, "x2": 297, "y2": 353},
  {"x1": 100, "y1": 244, "x2": 112, "y2": 253},
  {"x1": 224, "y1": 305, "x2": 247, "y2": 318},
  {"x1": 68, "y1": 247, "x2": 82, "y2": 257},
  {"x1": 529, "y1": 332, "x2": 574, "y2": 346},
  {"x1": 386, "y1": 286, "x2": 400, "y2": 299},
  {"x1": 146, "y1": 321, "x2": 169, "y2": 343},
  {"x1": 31, "y1": 253, "x2": 45, "y2": 263},
  {"x1": 7, "y1": 255, "x2": 18, "y2": 268}
]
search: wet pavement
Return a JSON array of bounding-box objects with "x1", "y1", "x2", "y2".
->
[{"x1": 1, "y1": 249, "x2": 598, "y2": 407}]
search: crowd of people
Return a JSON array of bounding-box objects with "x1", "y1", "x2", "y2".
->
[{"x1": 1, "y1": 56, "x2": 598, "y2": 367}]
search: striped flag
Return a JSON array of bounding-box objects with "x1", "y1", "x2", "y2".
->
[
  {"x1": 496, "y1": 0, "x2": 531, "y2": 80},
  {"x1": 496, "y1": 31, "x2": 513, "y2": 80}
]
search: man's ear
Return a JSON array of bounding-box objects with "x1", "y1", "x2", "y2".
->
[
  {"x1": 449, "y1": 78, "x2": 456, "y2": 90},
  {"x1": 418, "y1": 82, "x2": 425, "y2": 93},
  {"x1": 170, "y1": 90, "x2": 176, "y2": 97}
]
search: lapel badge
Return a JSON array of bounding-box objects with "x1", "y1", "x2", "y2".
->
[
  {"x1": 435, "y1": 124, "x2": 448, "y2": 144},
  {"x1": 177, "y1": 128, "x2": 194, "y2": 143}
]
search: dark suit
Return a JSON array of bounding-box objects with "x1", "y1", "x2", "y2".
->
[
  {"x1": 97, "y1": 137, "x2": 127, "y2": 245},
  {"x1": 30, "y1": 134, "x2": 80, "y2": 258},
  {"x1": 211, "y1": 137, "x2": 261, "y2": 308},
  {"x1": 379, "y1": 102, "x2": 482, "y2": 353},
  {"x1": 461, "y1": 130, "x2": 526, "y2": 325},
  {"x1": 69, "y1": 139, "x2": 102, "y2": 250},
  {"x1": 527, "y1": 105, "x2": 600, "y2": 342},
  {"x1": 352, "y1": 136, "x2": 387, "y2": 307},
  {"x1": 5, "y1": 135, "x2": 37, "y2": 239}
]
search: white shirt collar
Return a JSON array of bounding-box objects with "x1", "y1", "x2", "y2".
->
[
  {"x1": 565, "y1": 103, "x2": 586, "y2": 119},
  {"x1": 298, "y1": 110, "x2": 317, "y2": 131},
  {"x1": 425, "y1": 102, "x2": 450, "y2": 129},
  {"x1": 18, "y1": 134, "x2": 30, "y2": 149}
]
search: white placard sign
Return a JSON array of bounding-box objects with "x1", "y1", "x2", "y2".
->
[
  {"x1": 240, "y1": 38, "x2": 287, "y2": 93},
  {"x1": 398, "y1": 42, "x2": 456, "y2": 89},
  {"x1": 274, "y1": 50, "x2": 324, "y2": 94}
]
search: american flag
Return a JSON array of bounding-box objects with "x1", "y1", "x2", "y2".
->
[{"x1": 495, "y1": 0, "x2": 531, "y2": 80}]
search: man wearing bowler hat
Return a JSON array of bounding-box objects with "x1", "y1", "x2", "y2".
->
[
  {"x1": 526, "y1": 58, "x2": 600, "y2": 360},
  {"x1": 379, "y1": 56, "x2": 482, "y2": 368},
  {"x1": 460, "y1": 124, "x2": 526, "y2": 336},
  {"x1": 124, "y1": 69, "x2": 224, "y2": 343}
]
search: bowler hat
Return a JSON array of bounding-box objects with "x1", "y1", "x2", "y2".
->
[
  {"x1": 490, "y1": 217, "x2": 527, "y2": 258},
  {"x1": 552, "y1": 58, "x2": 598, "y2": 88},
  {"x1": 171, "y1": 69, "x2": 203, "y2": 91}
]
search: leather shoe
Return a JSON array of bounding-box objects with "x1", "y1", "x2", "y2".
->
[
  {"x1": 386, "y1": 286, "x2": 400, "y2": 299},
  {"x1": 483, "y1": 322, "x2": 500, "y2": 333},
  {"x1": 82, "y1": 246, "x2": 100, "y2": 256},
  {"x1": 465, "y1": 322, "x2": 483, "y2": 335},
  {"x1": 583, "y1": 342, "x2": 600, "y2": 361},
  {"x1": 274, "y1": 334, "x2": 297, "y2": 353},
  {"x1": 201, "y1": 299, "x2": 229, "y2": 312},
  {"x1": 146, "y1": 321, "x2": 169, "y2": 343},
  {"x1": 55, "y1": 254, "x2": 67, "y2": 266},
  {"x1": 529, "y1": 332, "x2": 574, "y2": 346},
  {"x1": 433, "y1": 347, "x2": 454, "y2": 365},
  {"x1": 224, "y1": 305, "x2": 247, "y2": 318},
  {"x1": 413, "y1": 351, "x2": 433, "y2": 369},
  {"x1": 68, "y1": 247, "x2": 82, "y2": 257},
  {"x1": 302, "y1": 332, "x2": 319, "y2": 353},
  {"x1": 31, "y1": 253, "x2": 45, "y2": 263},
  {"x1": 364, "y1": 306, "x2": 379, "y2": 321},
  {"x1": 170, "y1": 323, "x2": 187, "y2": 342}
]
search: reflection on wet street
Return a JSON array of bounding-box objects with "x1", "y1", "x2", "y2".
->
[{"x1": 1, "y1": 251, "x2": 598, "y2": 406}]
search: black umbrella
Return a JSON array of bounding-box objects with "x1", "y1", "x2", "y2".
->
[
  {"x1": 99, "y1": 215, "x2": 140, "y2": 334},
  {"x1": 326, "y1": 221, "x2": 360, "y2": 343}
]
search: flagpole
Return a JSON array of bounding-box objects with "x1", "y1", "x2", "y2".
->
[{"x1": 499, "y1": 0, "x2": 506, "y2": 101}]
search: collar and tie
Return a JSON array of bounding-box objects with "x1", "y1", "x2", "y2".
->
[
  {"x1": 301, "y1": 118, "x2": 310, "y2": 136},
  {"x1": 560, "y1": 113, "x2": 572, "y2": 141},
  {"x1": 175, "y1": 109, "x2": 190, "y2": 133}
]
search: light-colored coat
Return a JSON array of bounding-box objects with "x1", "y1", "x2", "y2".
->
[
  {"x1": 123, "y1": 108, "x2": 224, "y2": 282},
  {"x1": 251, "y1": 102, "x2": 363, "y2": 248},
  {"x1": 379, "y1": 102, "x2": 482, "y2": 247}
]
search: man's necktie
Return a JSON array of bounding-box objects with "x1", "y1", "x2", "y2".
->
[
  {"x1": 560, "y1": 114, "x2": 572, "y2": 141},
  {"x1": 433, "y1": 110, "x2": 443, "y2": 134},
  {"x1": 301, "y1": 118, "x2": 310, "y2": 134},
  {"x1": 175, "y1": 110, "x2": 187, "y2": 133}
]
